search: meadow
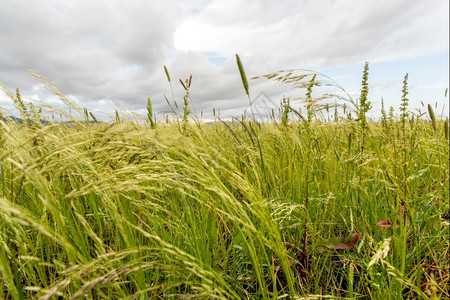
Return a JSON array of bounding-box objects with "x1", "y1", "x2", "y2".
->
[{"x1": 0, "y1": 61, "x2": 448, "y2": 299}]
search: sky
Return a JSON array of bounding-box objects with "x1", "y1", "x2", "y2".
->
[{"x1": 0, "y1": 0, "x2": 448, "y2": 122}]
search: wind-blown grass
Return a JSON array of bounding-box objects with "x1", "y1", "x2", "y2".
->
[{"x1": 0, "y1": 73, "x2": 448, "y2": 299}]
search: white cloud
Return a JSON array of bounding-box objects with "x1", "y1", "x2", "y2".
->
[
  {"x1": 175, "y1": 0, "x2": 448, "y2": 65},
  {"x1": 0, "y1": 0, "x2": 448, "y2": 120}
]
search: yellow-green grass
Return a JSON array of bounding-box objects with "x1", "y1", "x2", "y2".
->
[{"x1": 0, "y1": 107, "x2": 448, "y2": 299}]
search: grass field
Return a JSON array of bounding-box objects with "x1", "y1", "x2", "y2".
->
[{"x1": 0, "y1": 64, "x2": 448, "y2": 299}]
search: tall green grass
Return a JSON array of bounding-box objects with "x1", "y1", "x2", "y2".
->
[{"x1": 0, "y1": 68, "x2": 448, "y2": 299}]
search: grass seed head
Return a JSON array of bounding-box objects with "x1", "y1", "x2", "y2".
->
[{"x1": 427, "y1": 104, "x2": 437, "y2": 131}]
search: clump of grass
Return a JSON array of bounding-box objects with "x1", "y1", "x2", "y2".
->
[{"x1": 0, "y1": 67, "x2": 448, "y2": 299}]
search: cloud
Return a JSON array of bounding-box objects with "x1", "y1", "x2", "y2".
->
[
  {"x1": 175, "y1": 0, "x2": 448, "y2": 65},
  {"x1": 0, "y1": 0, "x2": 447, "y2": 121},
  {"x1": 170, "y1": 0, "x2": 448, "y2": 118},
  {"x1": 0, "y1": 0, "x2": 176, "y2": 108}
]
